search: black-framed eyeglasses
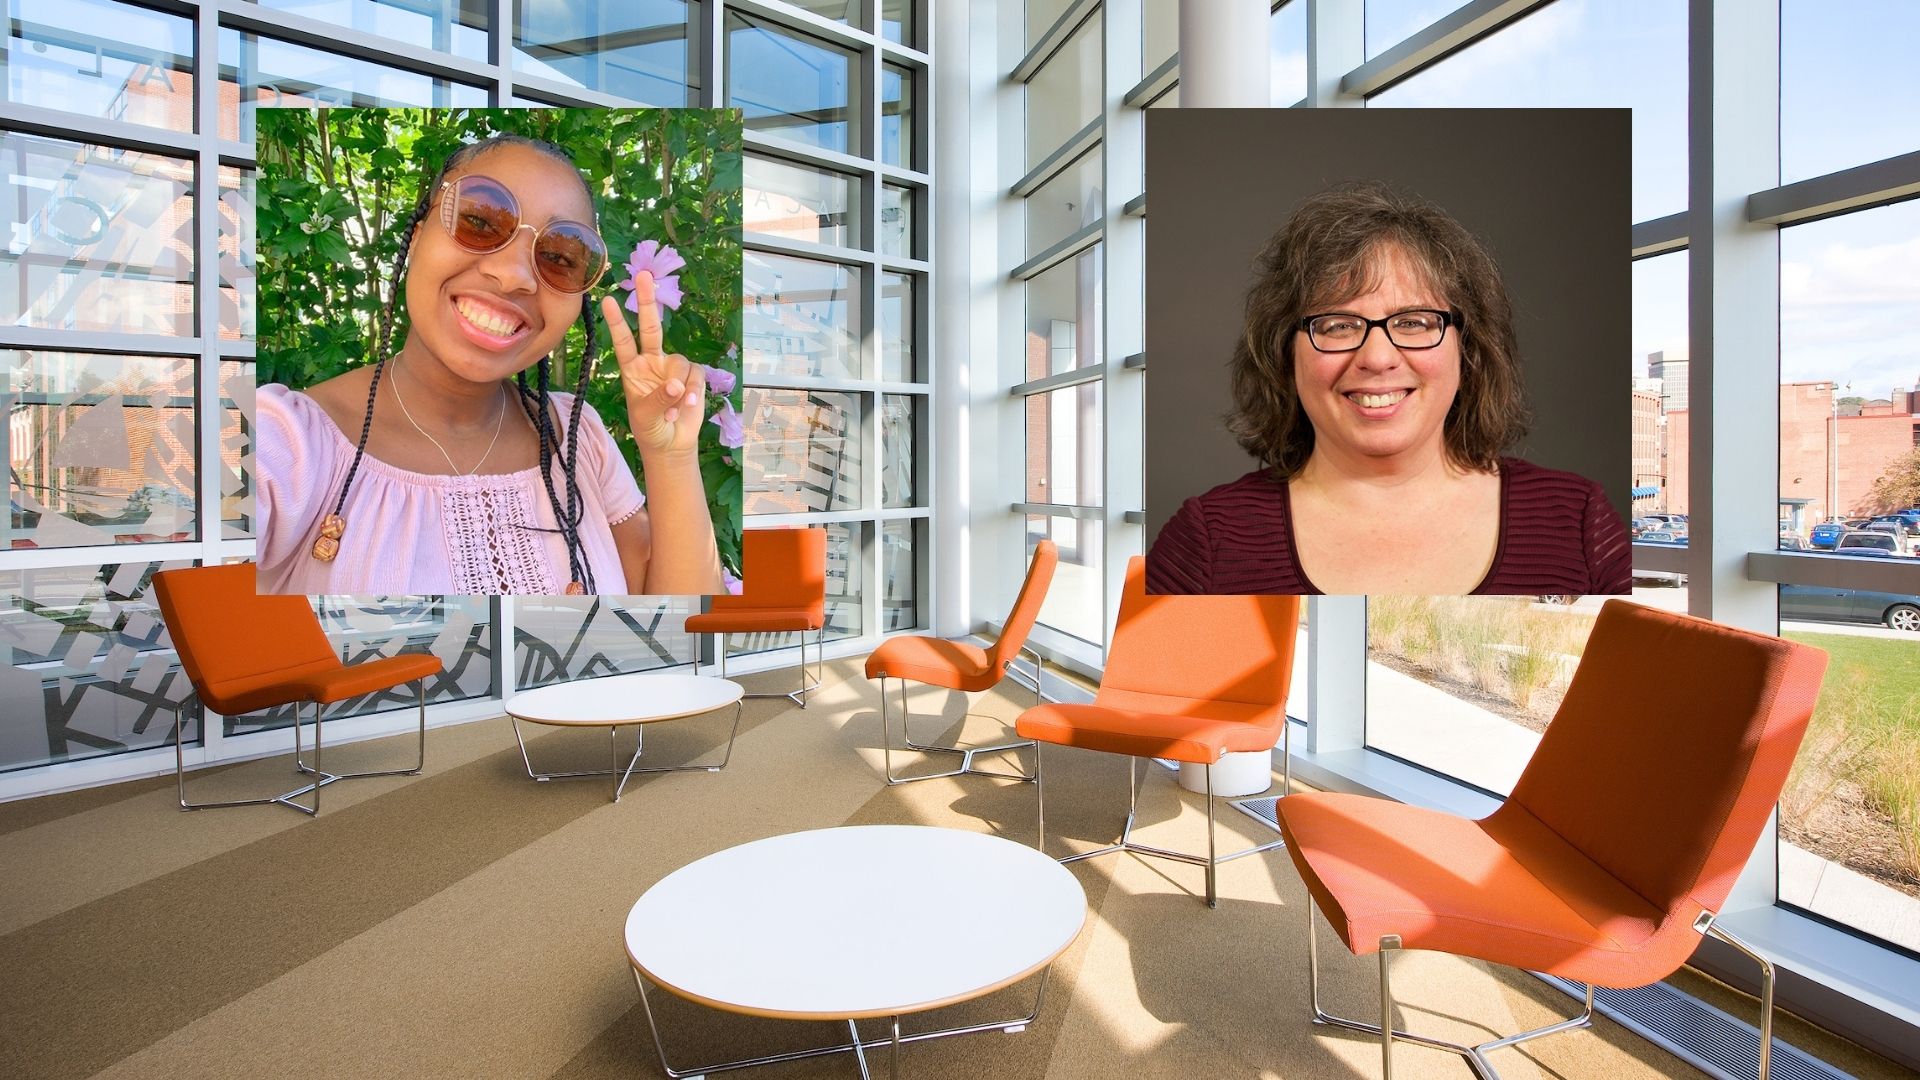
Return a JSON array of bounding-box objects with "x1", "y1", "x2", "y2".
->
[{"x1": 1298, "y1": 308, "x2": 1460, "y2": 352}]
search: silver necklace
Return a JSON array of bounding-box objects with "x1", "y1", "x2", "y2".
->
[{"x1": 390, "y1": 355, "x2": 507, "y2": 476}]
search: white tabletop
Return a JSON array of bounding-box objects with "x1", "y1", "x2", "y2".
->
[
  {"x1": 505, "y1": 672, "x2": 744, "y2": 727},
  {"x1": 624, "y1": 826, "x2": 1086, "y2": 1020}
]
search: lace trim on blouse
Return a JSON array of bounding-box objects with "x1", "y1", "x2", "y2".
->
[{"x1": 443, "y1": 480, "x2": 559, "y2": 594}]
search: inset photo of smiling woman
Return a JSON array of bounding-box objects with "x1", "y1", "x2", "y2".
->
[
  {"x1": 253, "y1": 107, "x2": 743, "y2": 596},
  {"x1": 1143, "y1": 108, "x2": 1633, "y2": 598}
]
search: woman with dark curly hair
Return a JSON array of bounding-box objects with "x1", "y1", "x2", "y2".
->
[
  {"x1": 256, "y1": 133, "x2": 725, "y2": 596},
  {"x1": 1147, "y1": 181, "x2": 1629, "y2": 596}
]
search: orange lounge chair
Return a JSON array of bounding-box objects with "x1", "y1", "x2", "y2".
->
[
  {"x1": 1015, "y1": 555, "x2": 1302, "y2": 907},
  {"x1": 687, "y1": 527, "x2": 827, "y2": 707},
  {"x1": 1275, "y1": 598, "x2": 1827, "y2": 1079},
  {"x1": 151, "y1": 563, "x2": 443, "y2": 816},
  {"x1": 865, "y1": 539, "x2": 1057, "y2": 785}
]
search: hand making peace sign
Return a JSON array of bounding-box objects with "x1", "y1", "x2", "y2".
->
[{"x1": 602, "y1": 271, "x2": 707, "y2": 456}]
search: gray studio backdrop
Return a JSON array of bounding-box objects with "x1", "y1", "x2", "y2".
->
[{"x1": 1143, "y1": 107, "x2": 1631, "y2": 552}]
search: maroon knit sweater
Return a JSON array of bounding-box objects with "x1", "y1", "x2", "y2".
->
[{"x1": 1146, "y1": 457, "x2": 1632, "y2": 596}]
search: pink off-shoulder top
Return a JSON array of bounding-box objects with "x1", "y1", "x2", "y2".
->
[{"x1": 256, "y1": 384, "x2": 645, "y2": 595}]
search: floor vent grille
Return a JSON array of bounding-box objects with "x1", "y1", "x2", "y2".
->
[{"x1": 1227, "y1": 796, "x2": 1853, "y2": 1080}]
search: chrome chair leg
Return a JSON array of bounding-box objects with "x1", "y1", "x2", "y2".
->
[
  {"x1": 1303, "y1": 899, "x2": 1597, "y2": 1079},
  {"x1": 1697, "y1": 912, "x2": 1776, "y2": 1080},
  {"x1": 880, "y1": 649, "x2": 1042, "y2": 786},
  {"x1": 175, "y1": 696, "x2": 322, "y2": 816},
  {"x1": 724, "y1": 626, "x2": 826, "y2": 707},
  {"x1": 295, "y1": 678, "x2": 429, "y2": 783},
  {"x1": 1047, "y1": 748, "x2": 1280, "y2": 907}
]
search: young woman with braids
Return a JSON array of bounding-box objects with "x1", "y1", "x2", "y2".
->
[{"x1": 256, "y1": 134, "x2": 725, "y2": 595}]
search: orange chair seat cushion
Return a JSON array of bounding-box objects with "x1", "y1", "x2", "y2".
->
[
  {"x1": 684, "y1": 608, "x2": 822, "y2": 634},
  {"x1": 1276, "y1": 791, "x2": 1700, "y2": 988},
  {"x1": 1015, "y1": 694, "x2": 1282, "y2": 764},
  {"x1": 201, "y1": 653, "x2": 441, "y2": 714},
  {"x1": 297, "y1": 654, "x2": 442, "y2": 704},
  {"x1": 864, "y1": 636, "x2": 996, "y2": 691},
  {"x1": 199, "y1": 658, "x2": 344, "y2": 715}
]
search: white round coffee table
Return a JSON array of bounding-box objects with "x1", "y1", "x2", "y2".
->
[
  {"x1": 624, "y1": 825, "x2": 1086, "y2": 1078},
  {"x1": 503, "y1": 672, "x2": 744, "y2": 802}
]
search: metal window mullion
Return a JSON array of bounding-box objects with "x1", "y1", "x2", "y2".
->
[
  {"x1": 1011, "y1": 502, "x2": 1104, "y2": 521},
  {"x1": 1632, "y1": 212, "x2": 1689, "y2": 258},
  {"x1": 1010, "y1": 116, "x2": 1102, "y2": 198},
  {"x1": 1690, "y1": 0, "x2": 1781, "y2": 913},
  {"x1": 1102, "y1": 0, "x2": 1144, "y2": 655},
  {"x1": 859, "y1": 0, "x2": 883, "y2": 642},
  {"x1": 1012, "y1": 0, "x2": 1101, "y2": 84},
  {"x1": 1010, "y1": 364, "x2": 1102, "y2": 397},
  {"x1": 486, "y1": 0, "x2": 514, "y2": 104},
  {"x1": 494, "y1": 594, "x2": 517, "y2": 691},
  {"x1": 1123, "y1": 51, "x2": 1178, "y2": 109},
  {"x1": 1010, "y1": 219, "x2": 1103, "y2": 281},
  {"x1": 504, "y1": 74, "x2": 654, "y2": 109},
  {"x1": 912, "y1": 0, "x2": 934, "y2": 634},
  {"x1": 210, "y1": 0, "x2": 495, "y2": 87},
  {"x1": 700, "y1": 0, "x2": 725, "y2": 107},
  {"x1": 1306, "y1": 0, "x2": 1364, "y2": 107},
  {"x1": 747, "y1": 233, "x2": 873, "y2": 268},
  {"x1": 193, "y1": 0, "x2": 231, "y2": 764},
  {"x1": 743, "y1": 128, "x2": 876, "y2": 174},
  {"x1": 1746, "y1": 147, "x2": 1920, "y2": 226},
  {"x1": 1340, "y1": 0, "x2": 1550, "y2": 98},
  {"x1": 875, "y1": 162, "x2": 931, "y2": 185},
  {"x1": 0, "y1": 327, "x2": 204, "y2": 356},
  {"x1": 0, "y1": 101, "x2": 198, "y2": 157},
  {"x1": 732, "y1": 0, "x2": 875, "y2": 52}
]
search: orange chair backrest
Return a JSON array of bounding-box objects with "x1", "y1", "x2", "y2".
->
[
  {"x1": 986, "y1": 540, "x2": 1059, "y2": 672},
  {"x1": 710, "y1": 528, "x2": 827, "y2": 621},
  {"x1": 151, "y1": 563, "x2": 336, "y2": 707},
  {"x1": 1504, "y1": 599, "x2": 1827, "y2": 918},
  {"x1": 1098, "y1": 556, "x2": 1302, "y2": 712}
]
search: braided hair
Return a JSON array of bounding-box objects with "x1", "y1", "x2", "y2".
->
[{"x1": 325, "y1": 133, "x2": 603, "y2": 593}]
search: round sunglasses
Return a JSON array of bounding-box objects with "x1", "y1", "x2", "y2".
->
[{"x1": 436, "y1": 174, "x2": 610, "y2": 294}]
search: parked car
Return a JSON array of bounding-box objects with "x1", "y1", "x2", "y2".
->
[
  {"x1": 1633, "y1": 532, "x2": 1686, "y2": 586},
  {"x1": 1837, "y1": 532, "x2": 1900, "y2": 556},
  {"x1": 1850, "y1": 526, "x2": 1915, "y2": 556},
  {"x1": 1809, "y1": 522, "x2": 1845, "y2": 550},
  {"x1": 1868, "y1": 513, "x2": 1920, "y2": 537},
  {"x1": 1781, "y1": 584, "x2": 1920, "y2": 632},
  {"x1": 1778, "y1": 536, "x2": 1811, "y2": 551}
]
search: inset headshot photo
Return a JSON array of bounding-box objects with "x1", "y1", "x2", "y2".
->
[
  {"x1": 1145, "y1": 108, "x2": 1632, "y2": 597},
  {"x1": 253, "y1": 107, "x2": 743, "y2": 596}
]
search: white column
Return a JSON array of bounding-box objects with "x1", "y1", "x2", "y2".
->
[
  {"x1": 1178, "y1": 0, "x2": 1270, "y2": 108},
  {"x1": 1173, "y1": 0, "x2": 1271, "y2": 796}
]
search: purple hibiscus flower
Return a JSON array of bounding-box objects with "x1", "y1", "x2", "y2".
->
[
  {"x1": 703, "y1": 365, "x2": 737, "y2": 396},
  {"x1": 623, "y1": 240, "x2": 685, "y2": 313},
  {"x1": 708, "y1": 397, "x2": 745, "y2": 448}
]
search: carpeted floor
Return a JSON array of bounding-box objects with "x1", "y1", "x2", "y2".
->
[{"x1": 0, "y1": 657, "x2": 1907, "y2": 1080}]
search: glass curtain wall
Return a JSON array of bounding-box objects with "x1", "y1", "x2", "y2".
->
[
  {"x1": 1026, "y1": 0, "x2": 1919, "y2": 1042},
  {"x1": 1014, "y1": 4, "x2": 1108, "y2": 651},
  {"x1": 0, "y1": 0, "x2": 930, "y2": 787}
]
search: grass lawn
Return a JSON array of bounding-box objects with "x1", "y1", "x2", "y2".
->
[
  {"x1": 1784, "y1": 632, "x2": 1920, "y2": 707},
  {"x1": 1780, "y1": 630, "x2": 1920, "y2": 880}
]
